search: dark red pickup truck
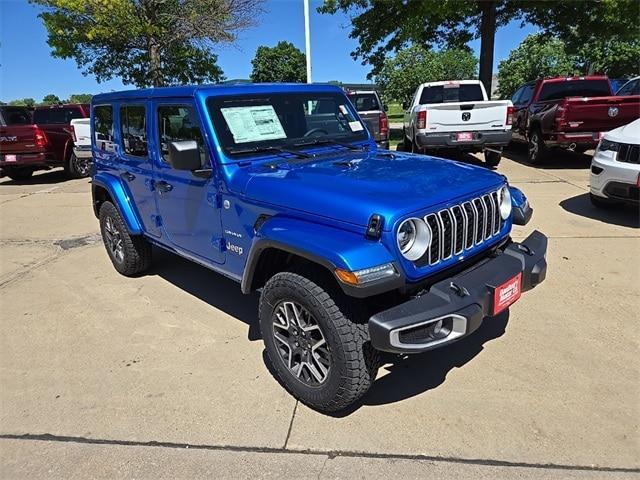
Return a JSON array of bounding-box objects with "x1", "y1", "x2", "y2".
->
[
  {"x1": 510, "y1": 76, "x2": 640, "y2": 163},
  {"x1": 0, "y1": 103, "x2": 89, "y2": 181}
]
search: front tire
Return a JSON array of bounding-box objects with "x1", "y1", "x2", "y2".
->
[
  {"x1": 259, "y1": 272, "x2": 379, "y2": 413},
  {"x1": 99, "y1": 201, "x2": 152, "y2": 276}
]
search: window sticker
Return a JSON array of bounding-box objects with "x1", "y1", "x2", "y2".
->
[
  {"x1": 220, "y1": 105, "x2": 286, "y2": 144},
  {"x1": 349, "y1": 121, "x2": 364, "y2": 131}
]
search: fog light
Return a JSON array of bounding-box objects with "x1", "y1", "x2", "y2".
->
[{"x1": 428, "y1": 318, "x2": 452, "y2": 340}]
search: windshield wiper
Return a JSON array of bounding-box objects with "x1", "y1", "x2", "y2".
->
[
  {"x1": 292, "y1": 138, "x2": 368, "y2": 151},
  {"x1": 228, "y1": 145, "x2": 311, "y2": 159}
]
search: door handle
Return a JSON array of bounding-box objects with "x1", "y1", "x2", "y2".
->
[
  {"x1": 121, "y1": 172, "x2": 135, "y2": 182},
  {"x1": 156, "y1": 181, "x2": 173, "y2": 195}
]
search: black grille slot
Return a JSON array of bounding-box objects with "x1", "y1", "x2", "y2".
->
[
  {"x1": 425, "y1": 214, "x2": 440, "y2": 264},
  {"x1": 617, "y1": 143, "x2": 640, "y2": 164},
  {"x1": 491, "y1": 191, "x2": 501, "y2": 233},
  {"x1": 451, "y1": 205, "x2": 464, "y2": 254},
  {"x1": 439, "y1": 210, "x2": 453, "y2": 259},
  {"x1": 482, "y1": 195, "x2": 493, "y2": 239},
  {"x1": 473, "y1": 198, "x2": 485, "y2": 244},
  {"x1": 463, "y1": 202, "x2": 475, "y2": 248}
]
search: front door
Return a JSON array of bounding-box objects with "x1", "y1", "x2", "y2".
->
[{"x1": 151, "y1": 100, "x2": 224, "y2": 265}]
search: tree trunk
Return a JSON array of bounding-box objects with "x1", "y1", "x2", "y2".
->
[
  {"x1": 478, "y1": 0, "x2": 497, "y2": 98},
  {"x1": 149, "y1": 40, "x2": 162, "y2": 87}
]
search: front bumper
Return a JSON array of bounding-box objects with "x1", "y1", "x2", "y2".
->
[
  {"x1": 369, "y1": 230, "x2": 547, "y2": 353},
  {"x1": 416, "y1": 130, "x2": 512, "y2": 149},
  {"x1": 590, "y1": 150, "x2": 640, "y2": 204}
]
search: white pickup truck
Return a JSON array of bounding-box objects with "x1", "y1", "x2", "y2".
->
[
  {"x1": 70, "y1": 118, "x2": 92, "y2": 177},
  {"x1": 402, "y1": 80, "x2": 513, "y2": 167}
]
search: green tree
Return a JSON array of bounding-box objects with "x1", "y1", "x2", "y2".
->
[
  {"x1": 9, "y1": 98, "x2": 37, "y2": 107},
  {"x1": 376, "y1": 45, "x2": 478, "y2": 103},
  {"x1": 578, "y1": 39, "x2": 640, "y2": 78},
  {"x1": 32, "y1": 0, "x2": 264, "y2": 87},
  {"x1": 250, "y1": 41, "x2": 307, "y2": 83},
  {"x1": 319, "y1": 0, "x2": 640, "y2": 94},
  {"x1": 68, "y1": 93, "x2": 93, "y2": 104},
  {"x1": 41, "y1": 94, "x2": 61, "y2": 105},
  {"x1": 496, "y1": 34, "x2": 575, "y2": 99}
]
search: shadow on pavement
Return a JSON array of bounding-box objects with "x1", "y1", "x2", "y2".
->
[
  {"x1": 150, "y1": 247, "x2": 262, "y2": 341},
  {"x1": 560, "y1": 192, "x2": 640, "y2": 228},
  {"x1": 0, "y1": 168, "x2": 70, "y2": 186},
  {"x1": 503, "y1": 144, "x2": 593, "y2": 170}
]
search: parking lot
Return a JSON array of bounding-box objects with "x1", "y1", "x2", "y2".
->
[{"x1": 0, "y1": 149, "x2": 638, "y2": 478}]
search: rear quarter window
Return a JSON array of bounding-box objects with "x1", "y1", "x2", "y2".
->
[{"x1": 93, "y1": 105, "x2": 115, "y2": 152}]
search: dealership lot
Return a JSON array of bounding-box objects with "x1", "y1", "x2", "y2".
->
[{"x1": 0, "y1": 150, "x2": 638, "y2": 478}]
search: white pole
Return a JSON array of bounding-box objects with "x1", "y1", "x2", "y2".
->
[{"x1": 303, "y1": 0, "x2": 312, "y2": 83}]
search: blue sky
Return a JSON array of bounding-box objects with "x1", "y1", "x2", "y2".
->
[{"x1": 0, "y1": 0, "x2": 536, "y2": 101}]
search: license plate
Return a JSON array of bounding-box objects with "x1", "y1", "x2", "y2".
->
[
  {"x1": 493, "y1": 273, "x2": 522, "y2": 315},
  {"x1": 4, "y1": 154, "x2": 17, "y2": 162},
  {"x1": 456, "y1": 132, "x2": 474, "y2": 141}
]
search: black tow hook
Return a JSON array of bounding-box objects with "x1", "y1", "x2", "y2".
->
[
  {"x1": 516, "y1": 244, "x2": 535, "y2": 256},
  {"x1": 449, "y1": 282, "x2": 470, "y2": 297}
]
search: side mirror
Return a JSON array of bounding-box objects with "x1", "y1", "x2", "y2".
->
[{"x1": 168, "y1": 140, "x2": 201, "y2": 171}]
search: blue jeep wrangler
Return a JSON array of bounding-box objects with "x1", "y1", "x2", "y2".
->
[{"x1": 90, "y1": 84, "x2": 547, "y2": 412}]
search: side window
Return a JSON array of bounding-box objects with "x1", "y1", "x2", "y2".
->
[
  {"x1": 120, "y1": 105, "x2": 148, "y2": 157},
  {"x1": 617, "y1": 79, "x2": 639, "y2": 96},
  {"x1": 157, "y1": 105, "x2": 206, "y2": 166},
  {"x1": 511, "y1": 86, "x2": 524, "y2": 104},
  {"x1": 519, "y1": 84, "x2": 534, "y2": 105},
  {"x1": 93, "y1": 105, "x2": 115, "y2": 152}
]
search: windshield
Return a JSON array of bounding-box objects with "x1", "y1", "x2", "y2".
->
[
  {"x1": 207, "y1": 92, "x2": 369, "y2": 158},
  {"x1": 419, "y1": 84, "x2": 484, "y2": 104},
  {"x1": 538, "y1": 80, "x2": 611, "y2": 101}
]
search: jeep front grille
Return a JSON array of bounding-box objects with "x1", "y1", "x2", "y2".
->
[
  {"x1": 616, "y1": 143, "x2": 640, "y2": 164},
  {"x1": 417, "y1": 190, "x2": 504, "y2": 267}
]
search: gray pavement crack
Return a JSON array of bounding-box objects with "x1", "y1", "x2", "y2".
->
[
  {"x1": 0, "y1": 433, "x2": 638, "y2": 474},
  {"x1": 283, "y1": 400, "x2": 298, "y2": 449}
]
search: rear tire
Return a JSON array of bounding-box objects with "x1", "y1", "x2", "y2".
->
[
  {"x1": 6, "y1": 168, "x2": 34, "y2": 181},
  {"x1": 66, "y1": 153, "x2": 92, "y2": 179},
  {"x1": 484, "y1": 150, "x2": 502, "y2": 168},
  {"x1": 99, "y1": 201, "x2": 152, "y2": 276},
  {"x1": 527, "y1": 128, "x2": 547, "y2": 165},
  {"x1": 259, "y1": 271, "x2": 379, "y2": 413}
]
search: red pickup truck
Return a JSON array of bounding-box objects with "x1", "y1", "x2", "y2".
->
[
  {"x1": 510, "y1": 76, "x2": 640, "y2": 163},
  {"x1": 0, "y1": 103, "x2": 89, "y2": 181}
]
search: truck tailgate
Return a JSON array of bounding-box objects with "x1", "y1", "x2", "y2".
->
[
  {"x1": 563, "y1": 95, "x2": 640, "y2": 133},
  {"x1": 423, "y1": 101, "x2": 510, "y2": 132},
  {"x1": 358, "y1": 111, "x2": 381, "y2": 139},
  {"x1": 0, "y1": 125, "x2": 41, "y2": 154}
]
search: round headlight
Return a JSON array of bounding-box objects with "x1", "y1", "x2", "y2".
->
[
  {"x1": 499, "y1": 185, "x2": 512, "y2": 220},
  {"x1": 397, "y1": 218, "x2": 431, "y2": 261}
]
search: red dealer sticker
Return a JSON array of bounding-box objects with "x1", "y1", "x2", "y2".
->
[
  {"x1": 493, "y1": 272, "x2": 522, "y2": 315},
  {"x1": 456, "y1": 132, "x2": 474, "y2": 141}
]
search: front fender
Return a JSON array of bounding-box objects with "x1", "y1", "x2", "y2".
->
[
  {"x1": 510, "y1": 186, "x2": 533, "y2": 225},
  {"x1": 92, "y1": 172, "x2": 143, "y2": 234},
  {"x1": 241, "y1": 216, "x2": 401, "y2": 296}
]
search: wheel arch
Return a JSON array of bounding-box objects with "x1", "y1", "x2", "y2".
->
[{"x1": 92, "y1": 173, "x2": 143, "y2": 234}]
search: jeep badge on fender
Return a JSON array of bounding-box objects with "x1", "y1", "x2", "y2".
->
[{"x1": 90, "y1": 84, "x2": 548, "y2": 413}]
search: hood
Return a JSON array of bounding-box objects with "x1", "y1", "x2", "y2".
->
[
  {"x1": 229, "y1": 149, "x2": 505, "y2": 230},
  {"x1": 605, "y1": 118, "x2": 640, "y2": 144}
]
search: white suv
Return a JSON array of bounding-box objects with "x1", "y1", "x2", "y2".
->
[{"x1": 590, "y1": 119, "x2": 640, "y2": 208}]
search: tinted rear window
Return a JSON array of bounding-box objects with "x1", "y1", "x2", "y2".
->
[
  {"x1": 538, "y1": 80, "x2": 611, "y2": 101},
  {"x1": 0, "y1": 106, "x2": 32, "y2": 126},
  {"x1": 33, "y1": 107, "x2": 85, "y2": 124},
  {"x1": 419, "y1": 84, "x2": 484, "y2": 104},
  {"x1": 347, "y1": 93, "x2": 380, "y2": 111}
]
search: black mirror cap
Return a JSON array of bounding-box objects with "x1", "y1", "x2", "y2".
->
[{"x1": 168, "y1": 140, "x2": 201, "y2": 171}]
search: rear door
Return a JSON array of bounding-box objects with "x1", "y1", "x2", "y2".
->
[
  {"x1": 151, "y1": 99, "x2": 224, "y2": 264},
  {"x1": 117, "y1": 103, "x2": 161, "y2": 237}
]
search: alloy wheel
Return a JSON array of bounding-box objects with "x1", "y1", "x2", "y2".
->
[
  {"x1": 529, "y1": 133, "x2": 539, "y2": 160},
  {"x1": 73, "y1": 155, "x2": 91, "y2": 177},
  {"x1": 104, "y1": 216, "x2": 125, "y2": 263},
  {"x1": 271, "y1": 301, "x2": 331, "y2": 385}
]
